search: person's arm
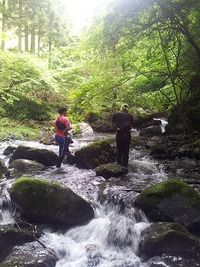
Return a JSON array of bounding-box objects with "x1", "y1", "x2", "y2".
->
[{"x1": 65, "y1": 118, "x2": 72, "y2": 131}]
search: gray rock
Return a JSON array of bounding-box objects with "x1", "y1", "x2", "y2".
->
[
  {"x1": 0, "y1": 225, "x2": 42, "y2": 262},
  {"x1": 0, "y1": 242, "x2": 57, "y2": 267},
  {"x1": 96, "y1": 163, "x2": 128, "y2": 179},
  {"x1": 139, "y1": 126, "x2": 162, "y2": 137},
  {"x1": 9, "y1": 159, "x2": 45, "y2": 171},
  {"x1": 9, "y1": 145, "x2": 58, "y2": 166},
  {"x1": 139, "y1": 222, "x2": 200, "y2": 257}
]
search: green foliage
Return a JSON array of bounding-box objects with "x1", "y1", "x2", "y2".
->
[
  {"x1": 0, "y1": 0, "x2": 200, "y2": 129},
  {"x1": 0, "y1": 51, "x2": 62, "y2": 120},
  {"x1": 0, "y1": 118, "x2": 39, "y2": 140},
  {"x1": 64, "y1": 0, "x2": 200, "y2": 118}
]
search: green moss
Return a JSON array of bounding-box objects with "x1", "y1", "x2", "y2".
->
[
  {"x1": 137, "y1": 178, "x2": 200, "y2": 208},
  {"x1": 76, "y1": 138, "x2": 115, "y2": 167},
  {"x1": 147, "y1": 222, "x2": 199, "y2": 250},
  {"x1": 0, "y1": 259, "x2": 24, "y2": 266},
  {"x1": 155, "y1": 222, "x2": 189, "y2": 237},
  {"x1": 86, "y1": 138, "x2": 110, "y2": 148},
  {"x1": 10, "y1": 177, "x2": 62, "y2": 215}
]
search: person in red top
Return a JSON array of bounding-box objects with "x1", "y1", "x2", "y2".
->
[{"x1": 54, "y1": 106, "x2": 72, "y2": 167}]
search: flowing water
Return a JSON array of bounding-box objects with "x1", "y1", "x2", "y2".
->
[{"x1": 0, "y1": 135, "x2": 168, "y2": 267}]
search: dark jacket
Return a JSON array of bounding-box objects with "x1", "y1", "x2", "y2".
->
[{"x1": 112, "y1": 111, "x2": 134, "y2": 132}]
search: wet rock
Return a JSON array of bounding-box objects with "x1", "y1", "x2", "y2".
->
[
  {"x1": 41, "y1": 134, "x2": 56, "y2": 145},
  {"x1": 0, "y1": 225, "x2": 42, "y2": 262},
  {"x1": 0, "y1": 242, "x2": 57, "y2": 267},
  {"x1": 78, "y1": 122, "x2": 94, "y2": 137},
  {"x1": 139, "y1": 222, "x2": 200, "y2": 257},
  {"x1": 134, "y1": 178, "x2": 200, "y2": 235},
  {"x1": 139, "y1": 126, "x2": 162, "y2": 137},
  {"x1": 96, "y1": 163, "x2": 128, "y2": 179},
  {"x1": 10, "y1": 177, "x2": 94, "y2": 227},
  {"x1": 147, "y1": 254, "x2": 200, "y2": 267},
  {"x1": 3, "y1": 145, "x2": 17, "y2": 156},
  {"x1": 131, "y1": 135, "x2": 147, "y2": 150},
  {"x1": 146, "y1": 135, "x2": 169, "y2": 159},
  {"x1": 146, "y1": 136, "x2": 164, "y2": 148},
  {"x1": 9, "y1": 145, "x2": 58, "y2": 166},
  {"x1": 73, "y1": 139, "x2": 116, "y2": 169},
  {"x1": 9, "y1": 159, "x2": 45, "y2": 171}
]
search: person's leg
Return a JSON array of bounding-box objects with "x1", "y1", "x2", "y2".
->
[
  {"x1": 116, "y1": 133, "x2": 123, "y2": 164},
  {"x1": 121, "y1": 133, "x2": 131, "y2": 167},
  {"x1": 55, "y1": 136, "x2": 68, "y2": 167}
]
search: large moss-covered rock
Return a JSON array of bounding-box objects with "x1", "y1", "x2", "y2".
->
[
  {"x1": 9, "y1": 145, "x2": 58, "y2": 166},
  {"x1": 73, "y1": 139, "x2": 116, "y2": 169},
  {"x1": 10, "y1": 177, "x2": 94, "y2": 227},
  {"x1": 134, "y1": 178, "x2": 200, "y2": 233},
  {"x1": 139, "y1": 222, "x2": 200, "y2": 257}
]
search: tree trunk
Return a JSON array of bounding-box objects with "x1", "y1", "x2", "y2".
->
[
  {"x1": 30, "y1": 27, "x2": 35, "y2": 54},
  {"x1": 1, "y1": 0, "x2": 6, "y2": 51},
  {"x1": 48, "y1": 35, "x2": 52, "y2": 68},
  {"x1": 24, "y1": 3, "x2": 29, "y2": 52},
  {"x1": 18, "y1": 0, "x2": 22, "y2": 52}
]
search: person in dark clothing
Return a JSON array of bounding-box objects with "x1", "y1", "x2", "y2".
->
[{"x1": 112, "y1": 104, "x2": 134, "y2": 167}]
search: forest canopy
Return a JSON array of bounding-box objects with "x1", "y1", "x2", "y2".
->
[{"x1": 0, "y1": 0, "x2": 200, "y2": 124}]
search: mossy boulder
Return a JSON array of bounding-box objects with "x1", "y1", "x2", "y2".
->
[
  {"x1": 0, "y1": 243, "x2": 57, "y2": 267},
  {"x1": 139, "y1": 222, "x2": 200, "y2": 257},
  {"x1": 73, "y1": 139, "x2": 116, "y2": 169},
  {"x1": 9, "y1": 145, "x2": 58, "y2": 166},
  {"x1": 96, "y1": 163, "x2": 128, "y2": 179},
  {"x1": 0, "y1": 225, "x2": 42, "y2": 262},
  {"x1": 134, "y1": 178, "x2": 200, "y2": 233},
  {"x1": 9, "y1": 159, "x2": 45, "y2": 171},
  {"x1": 10, "y1": 177, "x2": 94, "y2": 227}
]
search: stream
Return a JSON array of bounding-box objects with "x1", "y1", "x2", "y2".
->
[{"x1": 0, "y1": 134, "x2": 170, "y2": 267}]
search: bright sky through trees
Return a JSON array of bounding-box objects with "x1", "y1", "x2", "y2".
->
[{"x1": 60, "y1": 0, "x2": 110, "y2": 34}]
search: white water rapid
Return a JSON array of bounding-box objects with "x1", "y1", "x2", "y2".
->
[{"x1": 0, "y1": 136, "x2": 168, "y2": 267}]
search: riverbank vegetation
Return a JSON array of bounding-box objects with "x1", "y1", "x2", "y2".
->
[{"x1": 0, "y1": 0, "x2": 200, "y2": 140}]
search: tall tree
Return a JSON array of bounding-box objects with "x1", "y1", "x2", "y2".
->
[{"x1": 1, "y1": 0, "x2": 6, "y2": 51}]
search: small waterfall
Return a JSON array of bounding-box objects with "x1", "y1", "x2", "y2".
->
[
  {"x1": 0, "y1": 180, "x2": 15, "y2": 225},
  {"x1": 41, "y1": 203, "x2": 149, "y2": 267}
]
